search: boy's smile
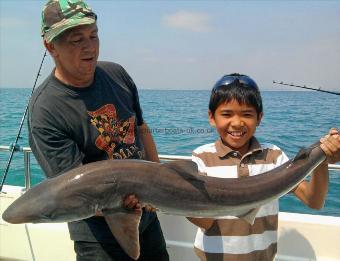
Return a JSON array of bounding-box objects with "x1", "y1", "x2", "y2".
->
[{"x1": 209, "y1": 99, "x2": 262, "y2": 155}]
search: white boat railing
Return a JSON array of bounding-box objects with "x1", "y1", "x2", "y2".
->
[{"x1": 1, "y1": 145, "x2": 339, "y2": 191}]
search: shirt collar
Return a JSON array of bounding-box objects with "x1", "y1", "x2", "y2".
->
[{"x1": 215, "y1": 136, "x2": 263, "y2": 158}]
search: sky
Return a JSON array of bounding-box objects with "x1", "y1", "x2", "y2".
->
[{"x1": 0, "y1": 0, "x2": 340, "y2": 91}]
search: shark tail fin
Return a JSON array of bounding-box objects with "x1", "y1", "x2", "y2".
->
[{"x1": 104, "y1": 210, "x2": 142, "y2": 260}]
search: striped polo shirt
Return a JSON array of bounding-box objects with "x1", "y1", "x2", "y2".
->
[{"x1": 192, "y1": 137, "x2": 289, "y2": 261}]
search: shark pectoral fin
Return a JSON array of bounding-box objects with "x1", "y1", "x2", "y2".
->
[
  {"x1": 237, "y1": 208, "x2": 260, "y2": 225},
  {"x1": 104, "y1": 210, "x2": 142, "y2": 260}
]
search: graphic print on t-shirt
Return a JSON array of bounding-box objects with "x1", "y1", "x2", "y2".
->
[{"x1": 88, "y1": 104, "x2": 137, "y2": 159}]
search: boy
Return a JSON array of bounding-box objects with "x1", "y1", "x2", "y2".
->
[{"x1": 187, "y1": 73, "x2": 340, "y2": 261}]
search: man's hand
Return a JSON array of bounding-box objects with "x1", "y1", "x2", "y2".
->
[
  {"x1": 123, "y1": 194, "x2": 156, "y2": 213},
  {"x1": 320, "y1": 128, "x2": 340, "y2": 164},
  {"x1": 123, "y1": 194, "x2": 142, "y2": 214}
]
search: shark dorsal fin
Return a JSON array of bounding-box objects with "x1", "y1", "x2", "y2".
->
[
  {"x1": 163, "y1": 160, "x2": 199, "y2": 179},
  {"x1": 163, "y1": 160, "x2": 211, "y2": 198},
  {"x1": 104, "y1": 210, "x2": 142, "y2": 260}
]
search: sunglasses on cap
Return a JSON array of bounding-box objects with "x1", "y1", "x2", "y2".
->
[{"x1": 213, "y1": 74, "x2": 259, "y2": 92}]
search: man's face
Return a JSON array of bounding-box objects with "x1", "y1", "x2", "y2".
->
[
  {"x1": 209, "y1": 99, "x2": 262, "y2": 155},
  {"x1": 50, "y1": 23, "x2": 99, "y2": 86}
]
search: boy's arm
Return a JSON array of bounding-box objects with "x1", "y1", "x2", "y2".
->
[
  {"x1": 293, "y1": 162, "x2": 329, "y2": 209},
  {"x1": 186, "y1": 217, "x2": 215, "y2": 231},
  {"x1": 294, "y1": 128, "x2": 340, "y2": 209}
]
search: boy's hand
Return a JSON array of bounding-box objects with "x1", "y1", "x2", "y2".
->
[{"x1": 320, "y1": 128, "x2": 340, "y2": 164}]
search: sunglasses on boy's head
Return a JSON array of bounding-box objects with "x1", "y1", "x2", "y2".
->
[{"x1": 213, "y1": 74, "x2": 260, "y2": 92}]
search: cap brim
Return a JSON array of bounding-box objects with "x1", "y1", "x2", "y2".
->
[{"x1": 44, "y1": 17, "x2": 96, "y2": 43}]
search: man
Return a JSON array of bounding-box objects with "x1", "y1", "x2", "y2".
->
[{"x1": 28, "y1": 0, "x2": 169, "y2": 260}]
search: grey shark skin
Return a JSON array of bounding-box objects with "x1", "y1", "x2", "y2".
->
[{"x1": 2, "y1": 142, "x2": 326, "y2": 259}]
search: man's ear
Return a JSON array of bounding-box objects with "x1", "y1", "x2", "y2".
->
[
  {"x1": 257, "y1": 112, "x2": 263, "y2": 126},
  {"x1": 44, "y1": 40, "x2": 57, "y2": 57},
  {"x1": 208, "y1": 110, "x2": 216, "y2": 127}
]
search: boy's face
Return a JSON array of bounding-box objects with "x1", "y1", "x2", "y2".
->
[{"x1": 209, "y1": 99, "x2": 262, "y2": 155}]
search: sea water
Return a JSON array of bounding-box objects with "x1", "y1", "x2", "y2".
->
[{"x1": 0, "y1": 88, "x2": 339, "y2": 216}]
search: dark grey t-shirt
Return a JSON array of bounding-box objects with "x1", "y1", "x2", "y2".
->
[{"x1": 28, "y1": 61, "x2": 155, "y2": 242}]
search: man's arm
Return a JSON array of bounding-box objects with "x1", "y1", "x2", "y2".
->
[
  {"x1": 294, "y1": 128, "x2": 340, "y2": 209},
  {"x1": 28, "y1": 105, "x2": 84, "y2": 178},
  {"x1": 121, "y1": 122, "x2": 159, "y2": 213},
  {"x1": 97, "y1": 123, "x2": 159, "y2": 215},
  {"x1": 138, "y1": 122, "x2": 160, "y2": 163}
]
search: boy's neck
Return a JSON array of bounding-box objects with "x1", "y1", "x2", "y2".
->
[{"x1": 220, "y1": 137, "x2": 252, "y2": 156}]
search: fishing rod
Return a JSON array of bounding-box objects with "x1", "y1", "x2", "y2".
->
[
  {"x1": 0, "y1": 50, "x2": 47, "y2": 193},
  {"x1": 273, "y1": 80, "x2": 340, "y2": 96}
]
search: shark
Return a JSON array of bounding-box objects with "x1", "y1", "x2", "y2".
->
[{"x1": 2, "y1": 141, "x2": 326, "y2": 259}]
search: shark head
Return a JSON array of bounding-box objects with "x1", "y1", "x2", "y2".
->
[
  {"x1": 2, "y1": 187, "x2": 59, "y2": 223},
  {"x1": 2, "y1": 186, "x2": 98, "y2": 224},
  {"x1": 2, "y1": 177, "x2": 97, "y2": 224},
  {"x1": 2, "y1": 169, "x2": 121, "y2": 224}
]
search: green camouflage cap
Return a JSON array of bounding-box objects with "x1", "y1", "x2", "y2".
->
[{"x1": 41, "y1": 0, "x2": 97, "y2": 43}]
